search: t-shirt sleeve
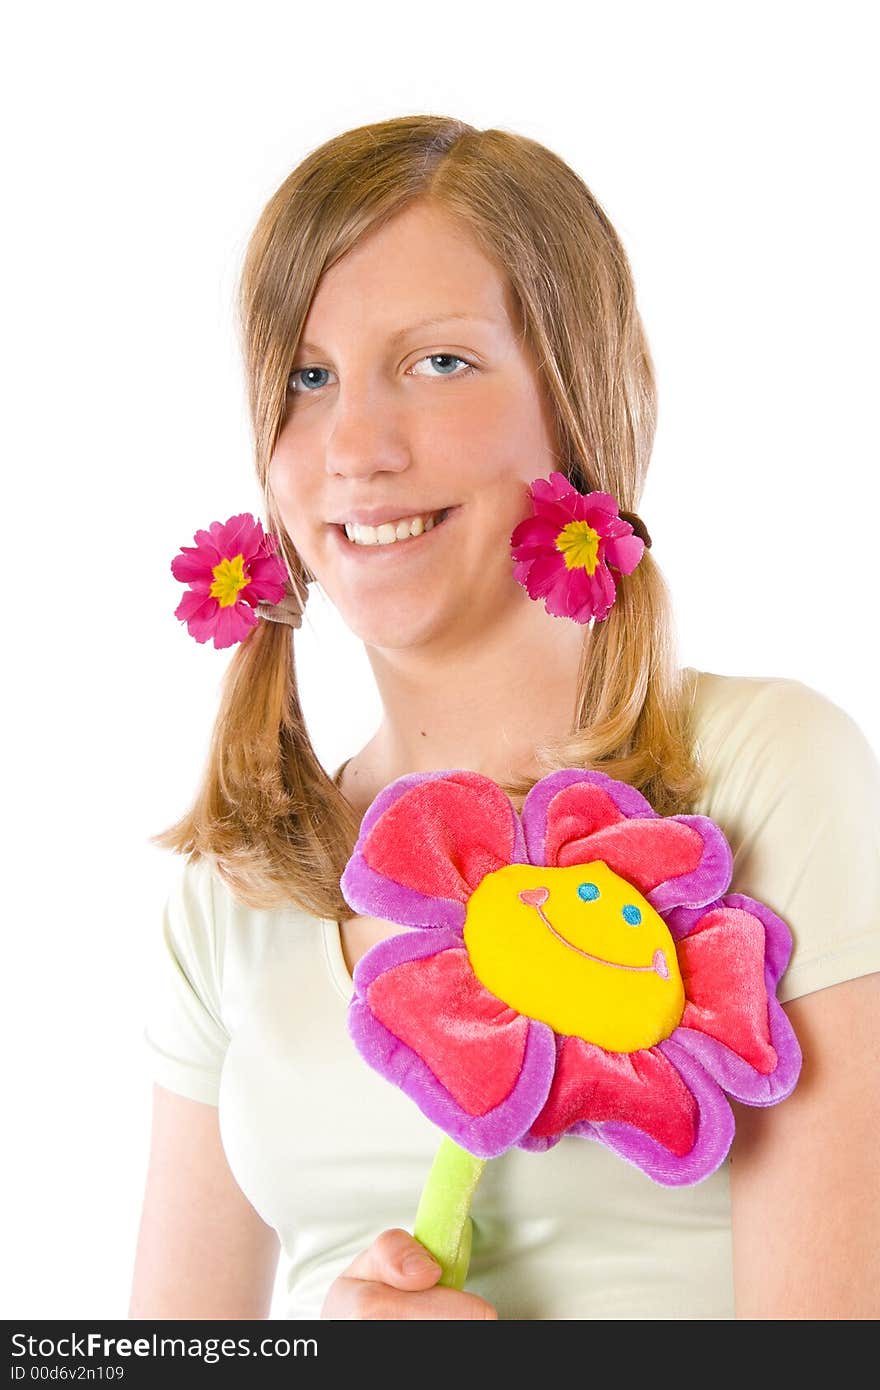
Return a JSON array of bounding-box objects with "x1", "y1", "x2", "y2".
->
[
  {"x1": 699, "y1": 677, "x2": 880, "y2": 1004},
  {"x1": 142, "y1": 855, "x2": 230, "y2": 1105}
]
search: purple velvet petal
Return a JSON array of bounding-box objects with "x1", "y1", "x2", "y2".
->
[
  {"x1": 341, "y1": 849, "x2": 467, "y2": 932},
  {"x1": 665, "y1": 898, "x2": 720, "y2": 944},
  {"x1": 645, "y1": 815, "x2": 733, "y2": 912},
  {"x1": 661, "y1": 891, "x2": 802, "y2": 1102},
  {"x1": 723, "y1": 893, "x2": 794, "y2": 986},
  {"x1": 671, "y1": 994, "x2": 802, "y2": 1106},
  {"x1": 518, "y1": 1035, "x2": 735, "y2": 1186},
  {"x1": 351, "y1": 927, "x2": 464, "y2": 994},
  {"x1": 347, "y1": 1000, "x2": 557, "y2": 1160},
  {"x1": 521, "y1": 769, "x2": 657, "y2": 866},
  {"x1": 521, "y1": 770, "x2": 733, "y2": 910},
  {"x1": 665, "y1": 891, "x2": 795, "y2": 970},
  {"x1": 340, "y1": 769, "x2": 527, "y2": 931},
  {"x1": 607, "y1": 1038, "x2": 735, "y2": 1184}
]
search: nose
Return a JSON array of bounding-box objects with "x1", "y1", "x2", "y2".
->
[
  {"x1": 519, "y1": 887, "x2": 549, "y2": 906},
  {"x1": 324, "y1": 388, "x2": 411, "y2": 484}
]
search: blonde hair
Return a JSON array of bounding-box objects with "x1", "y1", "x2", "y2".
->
[{"x1": 152, "y1": 113, "x2": 706, "y2": 918}]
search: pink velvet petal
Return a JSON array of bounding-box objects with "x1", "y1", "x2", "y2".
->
[
  {"x1": 558, "y1": 816, "x2": 707, "y2": 895},
  {"x1": 365, "y1": 946, "x2": 530, "y2": 1116},
  {"x1": 357, "y1": 772, "x2": 521, "y2": 904},
  {"x1": 519, "y1": 1036, "x2": 736, "y2": 1185},
  {"x1": 522, "y1": 769, "x2": 656, "y2": 868},
  {"x1": 676, "y1": 906, "x2": 777, "y2": 1074},
  {"x1": 523, "y1": 1035, "x2": 699, "y2": 1156},
  {"x1": 521, "y1": 771, "x2": 732, "y2": 911},
  {"x1": 597, "y1": 1037, "x2": 735, "y2": 1184},
  {"x1": 350, "y1": 929, "x2": 558, "y2": 1157},
  {"x1": 352, "y1": 926, "x2": 464, "y2": 994},
  {"x1": 671, "y1": 996, "x2": 802, "y2": 1106},
  {"x1": 540, "y1": 779, "x2": 627, "y2": 850}
]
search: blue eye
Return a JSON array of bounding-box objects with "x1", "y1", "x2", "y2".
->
[
  {"x1": 622, "y1": 904, "x2": 642, "y2": 925},
  {"x1": 287, "y1": 353, "x2": 475, "y2": 396},
  {"x1": 578, "y1": 882, "x2": 600, "y2": 902},
  {"x1": 289, "y1": 366, "x2": 331, "y2": 393}
]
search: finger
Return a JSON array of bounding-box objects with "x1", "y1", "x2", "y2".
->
[
  {"x1": 383, "y1": 1287, "x2": 499, "y2": 1321},
  {"x1": 342, "y1": 1227, "x2": 442, "y2": 1290},
  {"x1": 332, "y1": 1278, "x2": 499, "y2": 1321}
]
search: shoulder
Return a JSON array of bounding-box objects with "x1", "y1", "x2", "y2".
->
[
  {"x1": 164, "y1": 853, "x2": 309, "y2": 978},
  {"x1": 680, "y1": 669, "x2": 880, "y2": 1004},
  {"x1": 683, "y1": 667, "x2": 877, "y2": 812},
  {"x1": 686, "y1": 665, "x2": 863, "y2": 742}
]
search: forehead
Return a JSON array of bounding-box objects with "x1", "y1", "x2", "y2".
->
[{"x1": 299, "y1": 201, "x2": 521, "y2": 347}]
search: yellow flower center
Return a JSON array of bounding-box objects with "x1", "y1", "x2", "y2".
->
[
  {"x1": 209, "y1": 553, "x2": 251, "y2": 607},
  {"x1": 463, "y1": 862, "x2": 685, "y2": 1052},
  {"x1": 554, "y1": 520, "x2": 600, "y2": 574}
]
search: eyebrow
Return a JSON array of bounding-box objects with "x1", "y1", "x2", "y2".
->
[{"x1": 297, "y1": 313, "x2": 502, "y2": 356}]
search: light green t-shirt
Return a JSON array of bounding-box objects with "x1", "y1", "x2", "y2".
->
[{"x1": 142, "y1": 669, "x2": 880, "y2": 1319}]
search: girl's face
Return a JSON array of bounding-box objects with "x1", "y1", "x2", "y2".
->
[{"x1": 268, "y1": 199, "x2": 561, "y2": 649}]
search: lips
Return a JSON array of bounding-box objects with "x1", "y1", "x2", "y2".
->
[{"x1": 329, "y1": 504, "x2": 457, "y2": 527}]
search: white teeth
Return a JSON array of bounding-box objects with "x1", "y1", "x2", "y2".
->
[{"x1": 343, "y1": 509, "x2": 447, "y2": 546}]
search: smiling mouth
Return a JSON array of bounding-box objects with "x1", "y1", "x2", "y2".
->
[
  {"x1": 335, "y1": 506, "x2": 458, "y2": 548},
  {"x1": 520, "y1": 896, "x2": 669, "y2": 979}
]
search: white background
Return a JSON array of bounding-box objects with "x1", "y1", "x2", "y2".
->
[{"x1": 3, "y1": 0, "x2": 877, "y2": 1319}]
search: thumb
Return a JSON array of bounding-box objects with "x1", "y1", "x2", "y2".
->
[
  {"x1": 343, "y1": 1227, "x2": 444, "y2": 1290},
  {"x1": 398, "y1": 1238, "x2": 444, "y2": 1286}
]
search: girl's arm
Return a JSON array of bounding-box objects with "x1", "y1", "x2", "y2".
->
[
  {"x1": 729, "y1": 971, "x2": 880, "y2": 1319},
  {"x1": 129, "y1": 1084, "x2": 280, "y2": 1319}
]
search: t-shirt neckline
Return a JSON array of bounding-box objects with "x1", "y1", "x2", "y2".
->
[{"x1": 321, "y1": 915, "x2": 354, "y2": 1003}]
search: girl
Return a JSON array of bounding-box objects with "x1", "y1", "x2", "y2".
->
[{"x1": 130, "y1": 114, "x2": 880, "y2": 1320}]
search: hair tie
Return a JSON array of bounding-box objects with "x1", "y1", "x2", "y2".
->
[
  {"x1": 619, "y1": 510, "x2": 652, "y2": 550},
  {"x1": 254, "y1": 588, "x2": 303, "y2": 629}
]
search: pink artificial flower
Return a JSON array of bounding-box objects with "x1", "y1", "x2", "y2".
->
[
  {"x1": 171, "y1": 512, "x2": 289, "y2": 649},
  {"x1": 510, "y1": 471, "x2": 646, "y2": 623}
]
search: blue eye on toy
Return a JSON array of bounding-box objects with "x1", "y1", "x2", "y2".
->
[
  {"x1": 622, "y1": 904, "x2": 642, "y2": 925},
  {"x1": 578, "y1": 882, "x2": 600, "y2": 902}
]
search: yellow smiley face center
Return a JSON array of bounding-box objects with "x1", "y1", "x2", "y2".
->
[{"x1": 462, "y1": 862, "x2": 685, "y2": 1052}]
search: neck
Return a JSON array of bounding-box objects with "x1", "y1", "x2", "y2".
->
[{"x1": 363, "y1": 598, "x2": 590, "y2": 787}]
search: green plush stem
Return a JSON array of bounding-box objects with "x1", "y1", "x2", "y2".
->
[{"x1": 413, "y1": 1135, "x2": 488, "y2": 1290}]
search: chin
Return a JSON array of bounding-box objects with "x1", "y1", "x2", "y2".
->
[{"x1": 337, "y1": 596, "x2": 456, "y2": 649}]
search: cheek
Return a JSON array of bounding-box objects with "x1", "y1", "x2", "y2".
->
[
  {"x1": 451, "y1": 391, "x2": 553, "y2": 503},
  {"x1": 267, "y1": 445, "x2": 300, "y2": 513}
]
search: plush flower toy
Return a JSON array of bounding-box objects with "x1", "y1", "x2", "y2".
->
[{"x1": 341, "y1": 768, "x2": 802, "y2": 1290}]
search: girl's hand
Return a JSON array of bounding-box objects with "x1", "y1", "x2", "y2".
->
[{"x1": 320, "y1": 1227, "x2": 498, "y2": 1320}]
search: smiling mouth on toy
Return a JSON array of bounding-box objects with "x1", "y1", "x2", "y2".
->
[{"x1": 518, "y1": 891, "x2": 670, "y2": 979}]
